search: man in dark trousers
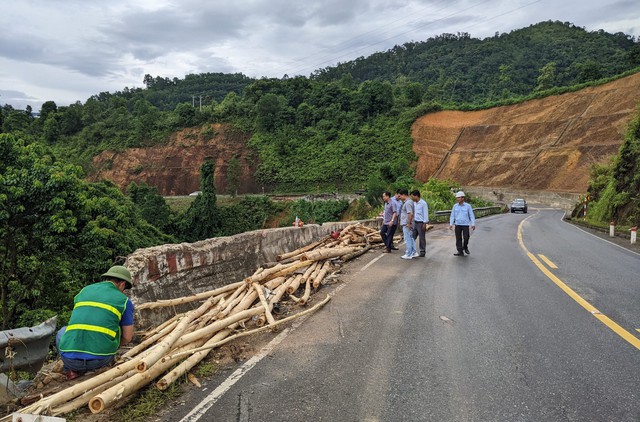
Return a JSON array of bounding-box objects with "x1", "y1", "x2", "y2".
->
[
  {"x1": 449, "y1": 191, "x2": 476, "y2": 256},
  {"x1": 380, "y1": 191, "x2": 398, "y2": 253},
  {"x1": 411, "y1": 190, "x2": 429, "y2": 257},
  {"x1": 56, "y1": 265, "x2": 135, "y2": 380}
]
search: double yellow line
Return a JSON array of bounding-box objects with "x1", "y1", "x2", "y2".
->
[{"x1": 518, "y1": 216, "x2": 640, "y2": 350}]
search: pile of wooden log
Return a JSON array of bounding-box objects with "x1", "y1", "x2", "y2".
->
[{"x1": 4, "y1": 223, "x2": 382, "y2": 420}]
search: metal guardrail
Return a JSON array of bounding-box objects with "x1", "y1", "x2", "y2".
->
[{"x1": 433, "y1": 206, "x2": 504, "y2": 223}]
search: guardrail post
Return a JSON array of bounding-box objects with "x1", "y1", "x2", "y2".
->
[
  {"x1": 631, "y1": 227, "x2": 637, "y2": 245},
  {"x1": 609, "y1": 221, "x2": 616, "y2": 237}
]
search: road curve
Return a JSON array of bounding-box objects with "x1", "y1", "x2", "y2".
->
[{"x1": 165, "y1": 208, "x2": 640, "y2": 422}]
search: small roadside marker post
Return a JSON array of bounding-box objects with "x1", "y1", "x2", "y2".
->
[
  {"x1": 631, "y1": 227, "x2": 637, "y2": 245},
  {"x1": 609, "y1": 220, "x2": 616, "y2": 237}
]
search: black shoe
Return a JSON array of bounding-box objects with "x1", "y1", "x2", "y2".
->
[
  {"x1": 464, "y1": 248, "x2": 470, "y2": 255},
  {"x1": 419, "y1": 253, "x2": 425, "y2": 257},
  {"x1": 453, "y1": 252, "x2": 464, "y2": 256},
  {"x1": 391, "y1": 246, "x2": 399, "y2": 250}
]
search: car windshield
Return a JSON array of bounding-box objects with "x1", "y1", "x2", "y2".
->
[{"x1": 513, "y1": 199, "x2": 525, "y2": 204}]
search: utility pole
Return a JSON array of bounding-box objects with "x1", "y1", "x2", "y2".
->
[
  {"x1": 199, "y1": 95, "x2": 202, "y2": 111},
  {"x1": 192, "y1": 96, "x2": 195, "y2": 107}
]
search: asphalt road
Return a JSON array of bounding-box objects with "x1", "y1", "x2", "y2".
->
[{"x1": 163, "y1": 208, "x2": 640, "y2": 422}]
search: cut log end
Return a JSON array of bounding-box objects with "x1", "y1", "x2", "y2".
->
[
  {"x1": 136, "y1": 362, "x2": 148, "y2": 372},
  {"x1": 89, "y1": 397, "x2": 105, "y2": 414}
]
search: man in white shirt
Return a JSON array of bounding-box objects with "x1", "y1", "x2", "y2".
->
[{"x1": 411, "y1": 190, "x2": 429, "y2": 257}]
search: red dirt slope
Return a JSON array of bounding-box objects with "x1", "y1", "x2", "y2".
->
[
  {"x1": 90, "y1": 124, "x2": 258, "y2": 196},
  {"x1": 411, "y1": 72, "x2": 640, "y2": 192}
]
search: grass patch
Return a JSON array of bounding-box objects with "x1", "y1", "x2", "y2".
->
[
  {"x1": 111, "y1": 380, "x2": 183, "y2": 422},
  {"x1": 193, "y1": 361, "x2": 217, "y2": 378}
]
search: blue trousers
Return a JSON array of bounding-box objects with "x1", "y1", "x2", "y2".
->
[
  {"x1": 402, "y1": 225, "x2": 416, "y2": 256},
  {"x1": 56, "y1": 326, "x2": 114, "y2": 372}
]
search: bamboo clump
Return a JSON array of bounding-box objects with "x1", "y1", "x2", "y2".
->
[{"x1": 4, "y1": 223, "x2": 381, "y2": 420}]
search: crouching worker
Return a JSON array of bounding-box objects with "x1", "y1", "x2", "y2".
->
[{"x1": 56, "y1": 265, "x2": 134, "y2": 380}]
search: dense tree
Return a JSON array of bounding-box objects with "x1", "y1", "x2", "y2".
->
[
  {"x1": 0, "y1": 134, "x2": 171, "y2": 328},
  {"x1": 535, "y1": 61, "x2": 558, "y2": 91},
  {"x1": 180, "y1": 160, "x2": 220, "y2": 242},
  {"x1": 226, "y1": 156, "x2": 241, "y2": 197}
]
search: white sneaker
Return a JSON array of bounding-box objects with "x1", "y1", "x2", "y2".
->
[
  {"x1": 401, "y1": 255, "x2": 412, "y2": 260},
  {"x1": 411, "y1": 252, "x2": 419, "y2": 258}
]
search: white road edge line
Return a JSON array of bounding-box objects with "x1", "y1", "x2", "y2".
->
[
  {"x1": 562, "y1": 211, "x2": 640, "y2": 257},
  {"x1": 179, "y1": 249, "x2": 381, "y2": 421}
]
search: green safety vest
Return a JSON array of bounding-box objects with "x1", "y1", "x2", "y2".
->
[{"x1": 59, "y1": 281, "x2": 128, "y2": 356}]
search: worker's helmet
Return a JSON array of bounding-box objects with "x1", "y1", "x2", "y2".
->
[
  {"x1": 455, "y1": 191, "x2": 465, "y2": 198},
  {"x1": 101, "y1": 265, "x2": 133, "y2": 289}
]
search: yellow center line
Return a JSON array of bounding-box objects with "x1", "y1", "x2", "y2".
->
[
  {"x1": 537, "y1": 254, "x2": 558, "y2": 269},
  {"x1": 518, "y1": 216, "x2": 640, "y2": 350}
]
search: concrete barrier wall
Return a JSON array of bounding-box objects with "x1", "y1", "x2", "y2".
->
[
  {"x1": 465, "y1": 187, "x2": 580, "y2": 211},
  {"x1": 127, "y1": 219, "x2": 379, "y2": 328}
]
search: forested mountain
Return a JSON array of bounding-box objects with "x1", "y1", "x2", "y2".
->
[
  {"x1": 141, "y1": 72, "x2": 255, "y2": 111},
  {"x1": 313, "y1": 21, "x2": 640, "y2": 104}
]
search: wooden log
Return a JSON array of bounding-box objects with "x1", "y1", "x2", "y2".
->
[
  {"x1": 229, "y1": 277, "x2": 286, "y2": 319},
  {"x1": 172, "y1": 307, "x2": 264, "y2": 350},
  {"x1": 285, "y1": 274, "x2": 304, "y2": 295},
  {"x1": 301, "y1": 247, "x2": 359, "y2": 261},
  {"x1": 244, "y1": 262, "x2": 286, "y2": 284},
  {"x1": 339, "y1": 223, "x2": 360, "y2": 235},
  {"x1": 137, "y1": 292, "x2": 222, "y2": 372},
  {"x1": 165, "y1": 295, "x2": 332, "y2": 361},
  {"x1": 137, "y1": 313, "x2": 183, "y2": 338},
  {"x1": 276, "y1": 235, "x2": 331, "y2": 261},
  {"x1": 268, "y1": 276, "x2": 295, "y2": 306},
  {"x1": 322, "y1": 240, "x2": 341, "y2": 248},
  {"x1": 89, "y1": 339, "x2": 206, "y2": 413},
  {"x1": 137, "y1": 281, "x2": 245, "y2": 310},
  {"x1": 298, "y1": 278, "x2": 312, "y2": 306},
  {"x1": 252, "y1": 282, "x2": 277, "y2": 329},
  {"x1": 156, "y1": 326, "x2": 235, "y2": 390},
  {"x1": 50, "y1": 369, "x2": 136, "y2": 416},
  {"x1": 268, "y1": 259, "x2": 314, "y2": 278},
  {"x1": 223, "y1": 276, "x2": 284, "y2": 321},
  {"x1": 194, "y1": 295, "x2": 228, "y2": 329},
  {"x1": 341, "y1": 245, "x2": 372, "y2": 262},
  {"x1": 120, "y1": 319, "x2": 179, "y2": 360},
  {"x1": 312, "y1": 261, "x2": 332, "y2": 289},
  {"x1": 14, "y1": 347, "x2": 156, "y2": 417},
  {"x1": 217, "y1": 283, "x2": 249, "y2": 319}
]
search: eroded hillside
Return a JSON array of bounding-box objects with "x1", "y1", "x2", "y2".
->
[
  {"x1": 412, "y1": 72, "x2": 640, "y2": 193},
  {"x1": 90, "y1": 73, "x2": 640, "y2": 196},
  {"x1": 90, "y1": 124, "x2": 258, "y2": 195}
]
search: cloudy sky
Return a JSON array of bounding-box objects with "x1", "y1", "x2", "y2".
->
[{"x1": 1, "y1": 0, "x2": 638, "y2": 111}]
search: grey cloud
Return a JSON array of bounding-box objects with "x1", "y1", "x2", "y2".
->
[
  {"x1": 0, "y1": 89, "x2": 42, "y2": 110},
  {"x1": 100, "y1": 5, "x2": 247, "y2": 61}
]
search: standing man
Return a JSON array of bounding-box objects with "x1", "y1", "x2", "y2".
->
[
  {"x1": 389, "y1": 190, "x2": 403, "y2": 250},
  {"x1": 411, "y1": 190, "x2": 429, "y2": 257},
  {"x1": 380, "y1": 191, "x2": 398, "y2": 253},
  {"x1": 57, "y1": 265, "x2": 135, "y2": 380},
  {"x1": 399, "y1": 189, "x2": 417, "y2": 259},
  {"x1": 449, "y1": 191, "x2": 476, "y2": 256}
]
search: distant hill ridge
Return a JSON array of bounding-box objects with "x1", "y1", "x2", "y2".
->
[{"x1": 411, "y1": 71, "x2": 640, "y2": 193}]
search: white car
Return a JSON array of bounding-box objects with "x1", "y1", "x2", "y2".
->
[{"x1": 188, "y1": 191, "x2": 202, "y2": 197}]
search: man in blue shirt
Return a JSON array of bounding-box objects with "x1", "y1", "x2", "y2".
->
[
  {"x1": 399, "y1": 189, "x2": 417, "y2": 259},
  {"x1": 449, "y1": 191, "x2": 476, "y2": 256},
  {"x1": 411, "y1": 190, "x2": 429, "y2": 257}
]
